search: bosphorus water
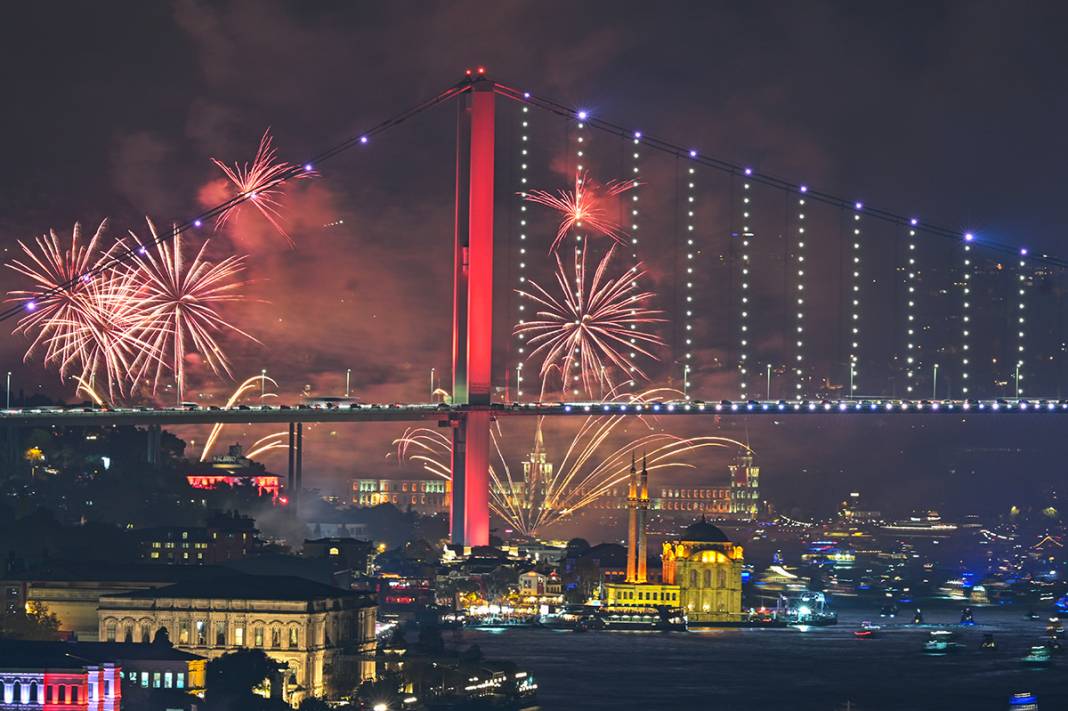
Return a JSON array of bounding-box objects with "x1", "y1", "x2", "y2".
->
[{"x1": 465, "y1": 606, "x2": 1068, "y2": 710}]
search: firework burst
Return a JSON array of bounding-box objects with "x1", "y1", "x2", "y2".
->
[
  {"x1": 200, "y1": 374, "x2": 279, "y2": 461},
  {"x1": 523, "y1": 170, "x2": 636, "y2": 253},
  {"x1": 211, "y1": 129, "x2": 314, "y2": 246},
  {"x1": 515, "y1": 244, "x2": 664, "y2": 397},
  {"x1": 395, "y1": 390, "x2": 751, "y2": 536},
  {"x1": 5, "y1": 221, "x2": 159, "y2": 398},
  {"x1": 127, "y1": 218, "x2": 258, "y2": 401}
]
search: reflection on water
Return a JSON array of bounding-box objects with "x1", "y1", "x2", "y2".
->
[{"x1": 464, "y1": 606, "x2": 1068, "y2": 710}]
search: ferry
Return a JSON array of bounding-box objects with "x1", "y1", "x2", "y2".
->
[
  {"x1": 596, "y1": 605, "x2": 687, "y2": 632},
  {"x1": 776, "y1": 591, "x2": 838, "y2": 627}
]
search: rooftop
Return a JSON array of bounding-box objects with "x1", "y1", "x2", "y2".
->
[
  {"x1": 0, "y1": 640, "x2": 203, "y2": 664},
  {"x1": 100, "y1": 574, "x2": 365, "y2": 602}
]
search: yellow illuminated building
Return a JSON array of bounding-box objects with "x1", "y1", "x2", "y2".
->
[
  {"x1": 605, "y1": 455, "x2": 682, "y2": 609},
  {"x1": 662, "y1": 519, "x2": 744, "y2": 623}
]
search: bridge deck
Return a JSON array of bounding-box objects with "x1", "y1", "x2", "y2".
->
[{"x1": 0, "y1": 399, "x2": 1062, "y2": 426}]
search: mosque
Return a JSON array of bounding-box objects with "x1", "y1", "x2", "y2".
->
[{"x1": 604, "y1": 454, "x2": 745, "y2": 625}]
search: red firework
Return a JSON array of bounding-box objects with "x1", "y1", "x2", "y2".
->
[
  {"x1": 4, "y1": 221, "x2": 159, "y2": 399},
  {"x1": 211, "y1": 129, "x2": 314, "y2": 247},
  {"x1": 126, "y1": 218, "x2": 258, "y2": 401},
  {"x1": 522, "y1": 170, "x2": 636, "y2": 253},
  {"x1": 515, "y1": 245, "x2": 664, "y2": 397}
]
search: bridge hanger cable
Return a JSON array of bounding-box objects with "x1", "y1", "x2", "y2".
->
[
  {"x1": 492, "y1": 82, "x2": 1063, "y2": 269},
  {"x1": 0, "y1": 79, "x2": 474, "y2": 323}
]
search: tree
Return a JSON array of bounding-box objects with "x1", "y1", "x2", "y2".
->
[
  {"x1": 297, "y1": 699, "x2": 331, "y2": 711},
  {"x1": 0, "y1": 600, "x2": 61, "y2": 640},
  {"x1": 206, "y1": 649, "x2": 280, "y2": 701}
]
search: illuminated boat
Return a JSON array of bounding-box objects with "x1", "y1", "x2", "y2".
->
[
  {"x1": 1008, "y1": 692, "x2": 1038, "y2": 710},
  {"x1": 853, "y1": 621, "x2": 880, "y2": 639},
  {"x1": 923, "y1": 631, "x2": 963, "y2": 655},
  {"x1": 1022, "y1": 645, "x2": 1052, "y2": 667}
]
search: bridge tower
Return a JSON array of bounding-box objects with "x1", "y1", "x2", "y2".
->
[{"x1": 449, "y1": 75, "x2": 495, "y2": 546}]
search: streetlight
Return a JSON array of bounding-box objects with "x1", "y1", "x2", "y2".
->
[
  {"x1": 932, "y1": 364, "x2": 939, "y2": 400},
  {"x1": 766, "y1": 364, "x2": 772, "y2": 401},
  {"x1": 345, "y1": 368, "x2": 351, "y2": 398},
  {"x1": 260, "y1": 369, "x2": 267, "y2": 401},
  {"x1": 429, "y1": 367, "x2": 435, "y2": 400},
  {"x1": 683, "y1": 364, "x2": 691, "y2": 400},
  {"x1": 5, "y1": 371, "x2": 10, "y2": 410},
  {"x1": 1015, "y1": 363, "x2": 1021, "y2": 399},
  {"x1": 849, "y1": 362, "x2": 856, "y2": 399},
  {"x1": 515, "y1": 363, "x2": 523, "y2": 399}
]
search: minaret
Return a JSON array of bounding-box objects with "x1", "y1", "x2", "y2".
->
[
  {"x1": 636, "y1": 452, "x2": 650, "y2": 583},
  {"x1": 625, "y1": 452, "x2": 639, "y2": 583}
]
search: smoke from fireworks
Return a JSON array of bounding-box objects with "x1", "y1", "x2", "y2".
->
[
  {"x1": 395, "y1": 390, "x2": 751, "y2": 536},
  {"x1": 5, "y1": 221, "x2": 160, "y2": 399},
  {"x1": 211, "y1": 129, "x2": 315, "y2": 247},
  {"x1": 515, "y1": 245, "x2": 664, "y2": 397},
  {"x1": 127, "y1": 218, "x2": 258, "y2": 401},
  {"x1": 523, "y1": 170, "x2": 636, "y2": 253}
]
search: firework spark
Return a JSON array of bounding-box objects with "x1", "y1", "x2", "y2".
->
[
  {"x1": 515, "y1": 245, "x2": 664, "y2": 397},
  {"x1": 395, "y1": 390, "x2": 750, "y2": 536},
  {"x1": 523, "y1": 171, "x2": 636, "y2": 253},
  {"x1": 5, "y1": 221, "x2": 159, "y2": 398},
  {"x1": 211, "y1": 129, "x2": 314, "y2": 246},
  {"x1": 200, "y1": 374, "x2": 279, "y2": 461},
  {"x1": 127, "y1": 218, "x2": 257, "y2": 401}
]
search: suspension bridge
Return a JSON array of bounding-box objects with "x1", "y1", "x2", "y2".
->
[{"x1": 5, "y1": 70, "x2": 1068, "y2": 546}]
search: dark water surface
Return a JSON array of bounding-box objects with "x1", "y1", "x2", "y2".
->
[{"x1": 465, "y1": 607, "x2": 1068, "y2": 710}]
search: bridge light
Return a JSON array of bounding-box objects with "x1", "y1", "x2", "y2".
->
[
  {"x1": 854, "y1": 201, "x2": 863, "y2": 210},
  {"x1": 964, "y1": 232, "x2": 974, "y2": 242},
  {"x1": 633, "y1": 131, "x2": 642, "y2": 139},
  {"x1": 577, "y1": 110, "x2": 588, "y2": 121},
  {"x1": 25, "y1": 301, "x2": 36, "y2": 312},
  {"x1": 193, "y1": 219, "x2": 202, "y2": 228},
  {"x1": 360, "y1": 136, "x2": 369, "y2": 144},
  {"x1": 689, "y1": 149, "x2": 697, "y2": 158},
  {"x1": 744, "y1": 167, "x2": 752, "y2": 176},
  {"x1": 1020, "y1": 247, "x2": 1028, "y2": 256},
  {"x1": 303, "y1": 163, "x2": 313, "y2": 172},
  {"x1": 910, "y1": 218, "x2": 919, "y2": 226}
]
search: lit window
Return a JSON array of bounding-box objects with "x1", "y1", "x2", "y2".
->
[
  {"x1": 254, "y1": 626, "x2": 264, "y2": 647},
  {"x1": 176, "y1": 673, "x2": 184, "y2": 689},
  {"x1": 164, "y1": 672, "x2": 172, "y2": 689},
  {"x1": 235, "y1": 626, "x2": 244, "y2": 646},
  {"x1": 153, "y1": 672, "x2": 161, "y2": 688},
  {"x1": 141, "y1": 672, "x2": 149, "y2": 688},
  {"x1": 288, "y1": 627, "x2": 298, "y2": 648},
  {"x1": 329, "y1": 547, "x2": 339, "y2": 556}
]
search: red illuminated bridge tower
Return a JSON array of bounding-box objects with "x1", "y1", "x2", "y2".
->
[{"x1": 449, "y1": 74, "x2": 495, "y2": 546}]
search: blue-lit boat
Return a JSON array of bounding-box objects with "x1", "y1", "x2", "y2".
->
[{"x1": 1022, "y1": 645, "x2": 1052, "y2": 667}]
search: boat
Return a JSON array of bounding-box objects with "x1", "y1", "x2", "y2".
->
[
  {"x1": 879, "y1": 603, "x2": 898, "y2": 618},
  {"x1": 775, "y1": 591, "x2": 838, "y2": 626},
  {"x1": 596, "y1": 606, "x2": 687, "y2": 632},
  {"x1": 1022, "y1": 645, "x2": 1052, "y2": 667},
  {"x1": 912, "y1": 609, "x2": 924, "y2": 625},
  {"x1": 1026, "y1": 610, "x2": 1042, "y2": 621},
  {"x1": 960, "y1": 607, "x2": 976, "y2": 626},
  {"x1": 923, "y1": 631, "x2": 963, "y2": 655},
  {"x1": 1008, "y1": 691, "x2": 1039, "y2": 710},
  {"x1": 854, "y1": 620, "x2": 880, "y2": 639},
  {"x1": 1045, "y1": 618, "x2": 1065, "y2": 639},
  {"x1": 1044, "y1": 638, "x2": 1063, "y2": 654},
  {"x1": 981, "y1": 633, "x2": 997, "y2": 651}
]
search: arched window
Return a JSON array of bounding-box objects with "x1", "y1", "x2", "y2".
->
[
  {"x1": 124, "y1": 623, "x2": 134, "y2": 643},
  {"x1": 105, "y1": 620, "x2": 117, "y2": 642},
  {"x1": 689, "y1": 570, "x2": 698, "y2": 587},
  {"x1": 717, "y1": 568, "x2": 727, "y2": 588},
  {"x1": 12, "y1": 682, "x2": 21, "y2": 704},
  {"x1": 70, "y1": 686, "x2": 79, "y2": 703},
  {"x1": 703, "y1": 569, "x2": 712, "y2": 587}
]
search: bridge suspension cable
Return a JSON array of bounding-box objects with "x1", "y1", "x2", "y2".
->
[
  {"x1": 493, "y1": 82, "x2": 1063, "y2": 269},
  {"x1": 0, "y1": 78, "x2": 474, "y2": 323}
]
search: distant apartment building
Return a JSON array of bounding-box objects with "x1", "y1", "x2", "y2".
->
[
  {"x1": 352, "y1": 479, "x2": 449, "y2": 515},
  {"x1": 138, "y1": 511, "x2": 259, "y2": 565},
  {"x1": 98, "y1": 575, "x2": 376, "y2": 704}
]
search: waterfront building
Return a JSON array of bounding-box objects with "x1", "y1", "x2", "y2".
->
[
  {"x1": 352, "y1": 478, "x2": 449, "y2": 514},
  {"x1": 661, "y1": 519, "x2": 745, "y2": 623},
  {"x1": 303, "y1": 537, "x2": 373, "y2": 575},
  {"x1": 97, "y1": 575, "x2": 376, "y2": 704},
  {"x1": 604, "y1": 456, "x2": 683, "y2": 610}
]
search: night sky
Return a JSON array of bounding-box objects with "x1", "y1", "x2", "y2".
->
[{"x1": 3, "y1": 2, "x2": 1067, "y2": 522}]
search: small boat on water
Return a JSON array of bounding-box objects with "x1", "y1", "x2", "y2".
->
[
  {"x1": 1022, "y1": 645, "x2": 1053, "y2": 667},
  {"x1": 981, "y1": 633, "x2": 997, "y2": 651},
  {"x1": 924, "y1": 630, "x2": 963, "y2": 655},
  {"x1": 912, "y1": 609, "x2": 924, "y2": 625},
  {"x1": 960, "y1": 607, "x2": 976, "y2": 626},
  {"x1": 1008, "y1": 691, "x2": 1039, "y2": 710},
  {"x1": 854, "y1": 620, "x2": 880, "y2": 639},
  {"x1": 1045, "y1": 618, "x2": 1065, "y2": 639},
  {"x1": 1026, "y1": 609, "x2": 1042, "y2": 621}
]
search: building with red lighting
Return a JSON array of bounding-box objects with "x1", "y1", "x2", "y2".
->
[
  {"x1": 186, "y1": 444, "x2": 282, "y2": 502},
  {"x1": 0, "y1": 645, "x2": 121, "y2": 710}
]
